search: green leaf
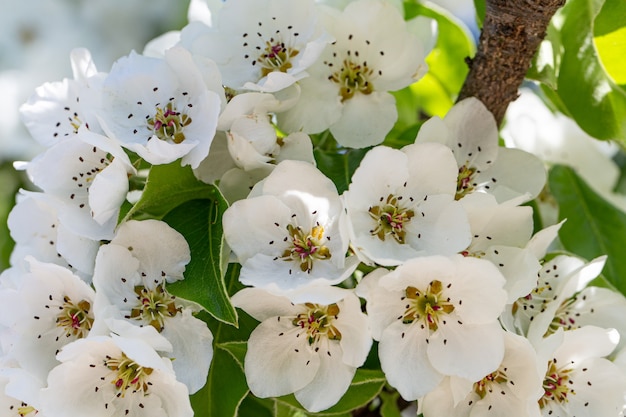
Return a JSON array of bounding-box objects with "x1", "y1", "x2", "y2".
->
[
  {"x1": 313, "y1": 148, "x2": 369, "y2": 194},
  {"x1": 406, "y1": 2, "x2": 475, "y2": 114},
  {"x1": 527, "y1": 23, "x2": 562, "y2": 90},
  {"x1": 379, "y1": 390, "x2": 403, "y2": 417},
  {"x1": 549, "y1": 165, "x2": 626, "y2": 295},
  {"x1": 553, "y1": 0, "x2": 626, "y2": 142},
  {"x1": 192, "y1": 341, "x2": 249, "y2": 417},
  {"x1": 163, "y1": 196, "x2": 237, "y2": 325},
  {"x1": 594, "y1": 0, "x2": 626, "y2": 86},
  {"x1": 474, "y1": 0, "x2": 486, "y2": 27},
  {"x1": 123, "y1": 161, "x2": 217, "y2": 221},
  {"x1": 273, "y1": 368, "x2": 387, "y2": 416},
  {"x1": 0, "y1": 163, "x2": 22, "y2": 271}
]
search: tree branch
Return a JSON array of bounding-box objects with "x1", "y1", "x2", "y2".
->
[{"x1": 457, "y1": 0, "x2": 565, "y2": 125}]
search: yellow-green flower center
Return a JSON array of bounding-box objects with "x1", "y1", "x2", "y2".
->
[
  {"x1": 330, "y1": 59, "x2": 374, "y2": 102},
  {"x1": 402, "y1": 280, "x2": 455, "y2": 332},
  {"x1": 147, "y1": 102, "x2": 192, "y2": 144},
  {"x1": 369, "y1": 194, "x2": 414, "y2": 244},
  {"x1": 456, "y1": 165, "x2": 477, "y2": 200},
  {"x1": 56, "y1": 296, "x2": 93, "y2": 339},
  {"x1": 473, "y1": 369, "x2": 509, "y2": 399},
  {"x1": 17, "y1": 404, "x2": 37, "y2": 416},
  {"x1": 292, "y1": 303, "x2": 342, "y2": 345},
  {"x1": 258, "y1": 41, "x2": 298, "y2": 77},
  {"x1": 539, "y1": 360, "x2": 575, "y2": 408},
  {"x1": 281, "y1": 224, "x2": 331, "y2": 272},
  {"x1": 104, "y1": 352, "x2": 154, "y2": 396},
  {"x1": 130, "y1": 284, "x2": 180, "y2": 332}
]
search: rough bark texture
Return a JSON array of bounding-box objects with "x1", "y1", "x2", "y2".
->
[{"x1": 457, "y1": 0, "x2": 566, "y2": 125}]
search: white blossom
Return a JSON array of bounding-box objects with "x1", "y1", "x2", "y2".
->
[
  {"x1": 421, "y1": 331, "x2": 543, "y2": 417},
  {"x1": 534, "y1": 326, "x2": 626, "y2": 417},
  {"x1": 232, "y1": 287, "x2": 371, "y2": 412},
  {"x1": 40, "y1": 335, "x2": 193, "y2": 417},
  {"x1": 99, "y1": 46, "x2": 224, "y2": 168},
  {"x1": 278, "y1": 0, "x2": 430, "y2": 148},
  {"x1": 415, "y1": 97, "x2": 546, "y2": 203},
  {"x1": 357, "y1": 255, "x2": 507, "y2": 400},
  {"x1": 223, "y1": 160, "x2": 358, "y2": 303},
  {"x1": 343, "y1": 143, "x2": 471, "y2": 266},
  {"x1": 180, "y1": 0, "x2": 332, "y2": 92},
  {"x1": 92, "y1": 220, "x2": 212, "y2": 394},
  {"x1": 0, "y1": 258, "x2": 95, "y2": 382}
]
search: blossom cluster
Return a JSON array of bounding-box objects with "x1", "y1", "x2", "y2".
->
[{"x1": 2, "y1": 0, "x2": 626, "y2": 416}]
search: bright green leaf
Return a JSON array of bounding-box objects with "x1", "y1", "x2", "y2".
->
[
  {"x1": 555, "y1": 0, "x2": 626, "y2": 142},
  {"x1": 406, "y1": 2, "x2": 476, "y2": 107},
  {"x1": 549, "y1": 165, "x2": 626, "y2": 295},
  {"x1": 163, "y1": 197, "x2": 238, "y2": 325},
  {"x1": 123, "y1": 161, "x2": 217, "y2": 221},
  {"x1": 594, "y1": 0, "x2": 626, "y2": 86}
]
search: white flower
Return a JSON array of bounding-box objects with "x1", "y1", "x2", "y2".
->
[
  {"x1": 92, "y1": 220, "x2": 212, "y2": 394},
  {"x1": 415, "y1": 97, "x2": 546, "y2": 203},
  {"x1": 6, "y1": 192, "x2": 98, "y2": 277},
  {"x1": 507, "y1": 254, "x2": 606, "y2": 343},
  {"x1": 0, "y1": 257, "x2": 95, "y2": 382},
  {"x1": 180, "y1": 0, "x2": 332, "y2": 92},
  {"x1": 26, "y1": 130, "x2": 134, "y2": 241},
  {"x1": 421, "y1": 331, "x2": 543, "y2": 417},
  {"x1": 100, "y1": 46, "x2": 223, "y2": 168},
  {"x1": 40, "y1": 335, "x2": 193, "y2": 417},
  {"x1": 0, "y1": 371, "x2": 42, "y2": 417},
  {"x1": 343, "y1": 144, "x2": 471, "y2": 266},
  {"x1": 278, "y1": 0, "x2": 429, "y2": 148},
  {"x1": 19, "y1": 48, "x2": 105, "y2": 147},
  {"x1": 223, "y1": 160, "x2": 358, "y2": 303},
  {"x1": 534, "y1": 326, "x2": 626, "y2": 417},
  {"x1": 357, "y1": 255, "x2": 507, "y2": 400},
  {"x1": 231, "y1": 287, "x2": 371, "y2": 412},
  {"x1": 460, "y1": 192, "x2": 542, "y2": 302}
]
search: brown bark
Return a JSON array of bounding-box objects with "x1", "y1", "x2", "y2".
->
[{"x1": 457, "y1": 0, "x2": 566, "y2": 125}]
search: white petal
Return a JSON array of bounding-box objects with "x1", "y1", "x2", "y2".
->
[
  {"x1": 330, "y1": 91, "x2": 397, "y2": 148},
  {"x1": 244, "y1": 319, "x2": 319, "y2": 397},
  {"x1": 379, "y1": 320, "x2": 443, "y2": 400},
  {"x1": 294, "y1": 339, "x2": 355, "y2": 412}
]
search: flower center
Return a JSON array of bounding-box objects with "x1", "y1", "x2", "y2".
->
[
  {"x1": 539, "y1": 360, "x2": 575, "y2": 408},
  {"x1": 402, "y1": 280, "x2": 455, "y2": 332},
  {"x1": 104, "y1": 352, "x2": 153, "y2": 396},
  {"x1": 292, "y1": 303, "x2": 342, "y2": 345},
  {"x1": 330, "y1": 59, "x2": 374, "y2": 102},
  {"x1": 129, "y1": 284, "x2": 180, "y2": 332},
  {"x1": 281, "y1": 224, "x2": 331, "y2": 272},
  {"x1": 547, "y1": 296, "x2": 579, "y2": 335},
  {"x1": 456, "y1": 165, "x2": 477, "y2": 200},
  {"x1": 258, "y1": 40, "x2": 298, "y2": 77},
  {"x1": 369, "y1": 194, "x2": 414, "y2": 244},
  {"x1": 17, "y1": 404, "x2": 37, "y2": 416},
  {"x1": 147, "y1": 102, "x2": 192, "y2": 144},
  {"x1": 56, "y1": 296, "x2": 94, "y2": 339},
  {"x1": 473, "y1": 369, "x2": 509, "y2": 399}
]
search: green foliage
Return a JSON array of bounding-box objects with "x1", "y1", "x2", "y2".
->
[
  {"x1": 402, "y1": 2, "x2": 476, "y2": 119},
  {"x1": 530, "y1": 0, "x2": 626, "y2": 143},
  {"x1": 0, "y1": 163, "x2": 22, "y2": 270},
  {"x1": 313, "y1": 148, "x2": 369, "y2": 194},
  {"x1": 122, "y1": 161, "x2": 218, "y2": 221},
  {"x1": 163, "y1": 196, "x2": 237, "y2": 325},
  {"x1": 549, "y1": 165, "x2": 626, "y2": 295}
]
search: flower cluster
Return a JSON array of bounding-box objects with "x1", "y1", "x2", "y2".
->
[{"x1": 3, "y1": 0, "x2": 626, "y2": 416}]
